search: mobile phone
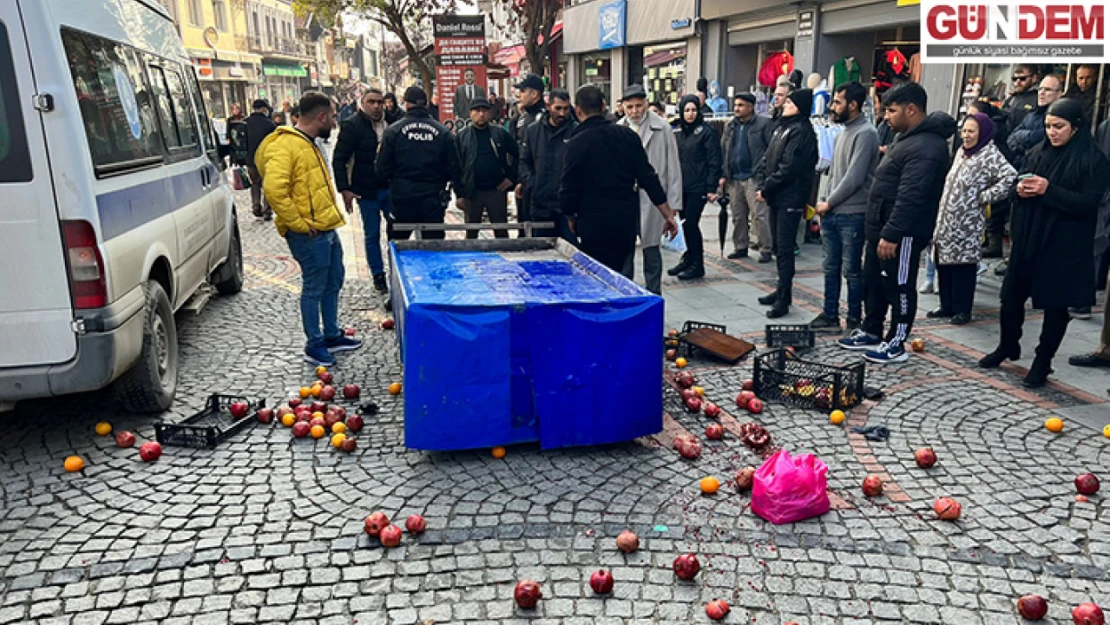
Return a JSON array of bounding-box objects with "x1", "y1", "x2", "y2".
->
[{"x1": 1017, "y1": 173, "x2": 1034, "y2": 181}]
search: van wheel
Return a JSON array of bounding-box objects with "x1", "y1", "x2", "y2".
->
[
  {"x1": 116, "y1": 280, "x2": 178, "y2": 413},
  {"x1": 212, "y1": 222, "x2": 243, "y2": 295}
]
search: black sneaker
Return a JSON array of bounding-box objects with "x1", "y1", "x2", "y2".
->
[
  {"x1": 373, "y1": 273, "x2": 389, "y2": 293},
  {"x1": 1070, "y1": 307, "x2": 1092, "y2": 320},
  {"x1": 667, "y1": 259, "x2": 691, "y2": 277},
  {"x1": 951, "y1": 312, "x2": 972, "y2": 325},
  {"x1": 845, "y1": 317, "x2": 862, "y2": 333},
  {"x1": 926, "y1": 308, "x2": 954, "y2": 319},
  {"x1": 727, "y1": 249, "x2": 748, "y2": 260},
  {"x1": 809, "y1": 314, "x2": 840, "y2": 332},
  {"x1": 758, "y1": 252, "x2": 773, "y2": 264},
  {"x1": 767, "y1": 305, "x2": 789, "y2": 319},
  {"x1": 677, "y1": 265, "x2": 705, "y2": 281},
  {"x1": 758, "y1": 293, "x2": 779, "y2": 306}
]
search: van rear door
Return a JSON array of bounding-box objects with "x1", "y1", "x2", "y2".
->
[{"x1": 0, "y1": 3, "x2": 77, "y2": 367}]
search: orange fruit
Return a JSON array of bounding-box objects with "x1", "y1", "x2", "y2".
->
[
  {"x1": 693, "y1": 386, "x2": 704, "y2": 397},
  {"x1": 700, "y1": 476, "x2": 720, "y2": 495},
  {"x1": 331, "y1": 433, "x2": 347, "y2": 448},
  {"x1": 675, "y1": 357, "x2": 687, "y2": 369},
  {"x1": 310, "y1": 425, "x2": 326, "y2": 439},
  {"x1": 64, "y1": 456, "x2": 85, "y2": 472},
  {"x1": 281, "y1": 413, "x2": 296, "y2": 428},
  {"x1": 94, "y1": 422, "x2": 112, "y2": 436},
  {"x1": 1045, "y1": 417, "x2": 1064, "y2": 433},
  {"x1": 829, "y1": 410, "x2": 846, "y2": 425},
  {"x1": 331, "y1": 422, "x2": 347, "y2": 434},
  {"x1": 388, "y1": 382, "x2": 402, "y2": 395},
  {"x1": 491, "y1": 446, "x2": 507, "y2": 459},
  {"x1": 299, "y1": 386, "x2": 312, "y2": 398},
  {"x1": 1103, "y1": 424, "x2": 1110, "y2": 438},
  {"x1": 315, "y1": 365, "x2": 328, "y2": 376},
  {"x1": 312, "y1": 411, "x2": 325, "y2": 420}
]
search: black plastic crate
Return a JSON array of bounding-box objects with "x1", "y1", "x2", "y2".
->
[
  {"x1": 752, "y1": 349, "x2": 864, "y2": 411},
  {"x1": 678, "y1": 320, "x2": 728, "y2": 359},
  {"x1": 154, "y1": 394, "x2": 266, "y2": 449},
  {"x1": 765, "y1": 324, "x2": 816, "y2": 350}
]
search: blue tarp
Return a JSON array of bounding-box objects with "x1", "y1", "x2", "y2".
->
[{"x1": 391, "y1": 246, "x2": 664, "y2": 451}]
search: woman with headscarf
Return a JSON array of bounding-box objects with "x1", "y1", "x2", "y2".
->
[
  {"x1": 929, "y1": 112, "x2": 1016, "y2": 325},
  {"x1": 979, "y1": 98, "x2": 1110, "y2": 387},
  {"x1": 667, "y1": 95, "x2": 722, "y2": 280}
]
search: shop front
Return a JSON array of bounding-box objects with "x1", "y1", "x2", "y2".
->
[
  {"x1": 261, "y1": 61, "x2": 309, "y2": 110},
  {"x1": 956, "y1": 63, "x2": 1108, "y2": 131}
]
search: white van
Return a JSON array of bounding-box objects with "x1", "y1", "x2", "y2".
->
[{"x1": 0, "y1": 0, "x2": 242, "y2": 412}]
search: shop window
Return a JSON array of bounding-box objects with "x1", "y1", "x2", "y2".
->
[
  {"x1": 0, "y1": 21, "x2": 32, "y2": 183},
  {"x1": 62, "y1": 28, "x2": 165, "y2": 175}
]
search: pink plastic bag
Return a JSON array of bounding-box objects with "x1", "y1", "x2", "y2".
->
[{"x1": 751, "y1": 449, "x2": 830, "y2": 525}]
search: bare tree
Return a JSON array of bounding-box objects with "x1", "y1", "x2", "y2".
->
[{"x1": 496, "y1": 0, "x2": 560, "y2": 79}]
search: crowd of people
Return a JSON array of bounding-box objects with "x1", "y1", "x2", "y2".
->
[{"x1": 232, "y1": 68, "x2": 1110, "y2": 390}]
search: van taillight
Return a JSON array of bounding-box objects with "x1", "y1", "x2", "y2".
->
[{"x1": 62, "y1": 220, "x2": 107, "y2": 309}]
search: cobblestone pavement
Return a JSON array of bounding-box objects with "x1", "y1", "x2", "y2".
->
[{"x1": 1, "y1": 190, "x2": 1108, "y2": 624}]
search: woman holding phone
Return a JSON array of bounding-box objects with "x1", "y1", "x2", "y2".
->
[{"x1": 979, "y1": 98, "x2": 1110, "y2": 387}]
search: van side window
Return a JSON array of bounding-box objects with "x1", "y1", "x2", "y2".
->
[
  {"x1": 185, "y1": 68, "x2": 219, "y2": 158},
  {"x1": 61, "y1": 28, "x2": 163, "y2": 174},
  {"x1": 0, "y1": 21, "x2": 32, "y2": 183},
  {"x1": 163, "y1": 67, "x2": 199, "y2": 149}
]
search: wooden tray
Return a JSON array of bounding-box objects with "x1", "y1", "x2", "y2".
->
[{"x1": 683, "y1": 327, "x2": 755, "y2": 364}]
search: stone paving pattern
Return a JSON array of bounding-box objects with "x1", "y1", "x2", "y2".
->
[{"x1": 1, "y1": 190, "x2": 1108, "y2": 624}]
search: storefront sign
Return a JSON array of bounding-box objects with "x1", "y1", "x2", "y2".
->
[
  {"x1": 796, "y1": 10, "x2": 815, "y2": 39},
  {"x1": 262, "y1": 63, "x2": 307, "y2": 78},
  {"x1": 433, "y1": 14, "x2": 488, "y2": 123},
  {"x1": 922, "y1": 0, "x2": 1108, "y2": 62},
  {"x1": 599, "y1": 0, "x2": 627, "y2": 50},
  {"x1": 671, "y1": 18, "x2": 691, "y2": 30}
]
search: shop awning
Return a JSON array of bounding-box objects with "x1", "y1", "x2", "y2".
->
[
  {"x1": 494, "y1": 44, "x2": 525, "y2": 66},
  {"x1": 644, "y1": 49, "x2": 685, "y2": 68}
]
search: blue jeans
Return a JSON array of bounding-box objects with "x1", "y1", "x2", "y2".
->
[
  {"x1": 358, "y1": 190, "x2": 391, "y2": 276},
  {"x1": 820, "y1": 212, "x2": 865, "y2": 319},
  {"x1": 286, "y1": 230, "x2": 344, "y2": 350}
]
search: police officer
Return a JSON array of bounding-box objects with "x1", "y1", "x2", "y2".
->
[
  {"x1": 512, "y1": 74, "x2": 547, "y2": 225},
  {"x1": 375, "y1": 86, "x2": 463, "y2": 240}
]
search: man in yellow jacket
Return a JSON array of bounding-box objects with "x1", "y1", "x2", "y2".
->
[{"x1": 257, "y1": 92, "x2": 361, "y2": 366}]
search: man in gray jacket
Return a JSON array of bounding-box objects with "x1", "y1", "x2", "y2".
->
[
  {"x1": 719, "y1": 93, "x2": 775, "y2": 261},
  {"x1": 811, "y1": 82, "x2": 879, "y2": 333}
]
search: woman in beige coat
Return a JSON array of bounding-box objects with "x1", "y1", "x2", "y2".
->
[{"x1": 930, "y1": 112, "x2": 1016, "y2": 324}]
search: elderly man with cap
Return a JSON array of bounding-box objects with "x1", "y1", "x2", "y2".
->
[
  {"x1": 455, "y1": 96, "x2": 519, "y2": 239},
  {"x1": 719, "y1": 92, "x2": 775, "y2": 262},
  {"x1": 512, "y1": 74, "x2": 547, "y2": 225},
  {"x1": 375, "y1": 86, "x2": 462, "y2": 241},
  {"x1": 617, "y1": 83, "x2": 683, "y2": 295}
]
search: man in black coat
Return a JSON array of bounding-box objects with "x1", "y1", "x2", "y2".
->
[
  {"x1": 455, "y1": 98, "x2": 519, "y2": 239},
  {"x1": 839, "y1": 82, "x2": 956, "y2": 363},
  {"x1": 512, "y1": 74, "x2": 547, "y2": 225},
  {"x1": 559, "y1": 85, "x2": 678, "y2": 276},
  {"x1": 754, "y1": 89, "x2": 818, "y2": 319},
  {"x1": 245, "y1": 99, "x2": 277, "y2": 220},
  {"x1": 719, "y1": 93, "x2": 775, "y2": 261},
  {"x1": 333, "y1": 88, "x2": 390, "y2": 292},
  {"x1": 374, "y1": 87, "x2": 462, "y2": 241},
  {"x1": 985, "y1": 64, "x2": 1040, "y2": 257},
  {"x1": 520, "y1": 89, "x2": 578, "y2": 241}
]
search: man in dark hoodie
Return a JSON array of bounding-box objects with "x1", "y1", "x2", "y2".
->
[
  {"x1": 520, "y1": 89, "x2": 578, "y2": 241},
  {"x1": 754, "y1": 88, "x2": 819, "y2": 319},
  {"x1": 839, "y1": 82, "x2": 956, "y2": 363},
  {"x1": 245, "y1": 99, "x2": 277, "y2": 220}
]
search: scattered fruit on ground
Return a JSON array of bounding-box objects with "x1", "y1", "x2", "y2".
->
[
  {"x1": 292, "y1": 422, "x2": 310, "y2": 438},
  {"x1": 829, "y1": 410, "x2": 846, "y2": 425},
  {"x1": 747, "y1": 397, "x2": 764, "y2": 414},
  {"x1": 310, "y1": 425, "x2": 326, "y2": 439},
  {"x1": 318, "y1": 370, "x2": 333, "y2": 384},
  {"x1": 684, "y1": 396, "x2": 702, "y2": 413},
  {"x1": 364, "y1": 512, "x2": 389, "y2": 536},
  {"x1": 703, "y1": 402, "x2": 721, "y2": 418},
  {"x1": 309, "y1": 417, "x2": 326, "y2": 428},
  {"x1": 229, "y1": 401, "x2": 249, "y2": 419},
  {"x1": 310, "y1": 385, "x2": 322, "y2": 398},
  {"x1": 94, "y1": 422, "x2": 112, "y2": 436},
  {"x1": 705, "y1": 599, "x2": 730, "y2": 621},
  {"x1": 915, "y1": 447, "x2": 938, "y2": 468},
  {"x1": 138, "y1": 441, "x2": 162, "y2": 462},
  {"x1": 340, "y1": 438, "x2": 357, "y2": 453},
  {"x1": 735, "y1": 466, "x2": 756, "y2": 490},
  {"x1": 491, "y1": 446, "x2": 507, "y2": 459},
  {"x1": 331, "y1": 433, "x2": 346, "y2": 448},
  {"x1": 1104, "y1": 424, "x2": 1110, "y2": 438},
  {"x1": 700, "y1": 476, "x2": 720, "y2": 495},
  {"x1": 64, "y1": 456, "x2": 85, "y2": 472},
  {"x1": 257, "y1": 408, "x2": 274, "y2": 424},
  {"x1": 331, "y1": 422, "x2": 347, "y2": 434},
  {"x1": 379, "y1": 524, "x2": 402, "y2": 547},
  {"x1": 346, "y1": 415, "x2": 364, "y2": 432},
  {"x1": 514, "y1": 580, "x2": 542, "y2": 609},
  {"x1": 389, "y1": 382, "x2": 402, "y2": 395},
  {"x1": 693, "y1": 386, "x2": 704, "y2": 397},
  {"x1": 589, "y1": 569, "x2": 614, "y2": 594},
  {"x1": 616, "y1": 530, "x2": 639, "y2": 553},
  {"x1": 675, "y1": 357, "x2": 687, "y2": 368},
  {"x1": 1046, "y1": 417, "x2": 1065, "y2": 433},
  {"x1": 288, "y1": 397, "x2": 302, "y2": 409},
  {"x1": 665, "y1": 349, "x2": 677, "y2": 361},
  {"x1": 405, "y1": 514, "x2": 427, "y2": 534},
  {"x1": 381, "y1": 318, "x2": 395, "y2": 330},
  {"x1": 668, "y1": 329, "x2": 678, "y2": 338},
  {"x1": 673, "y1": 553, "x2": 701, "y2": 580},
  {"x1": 115, "y1": 431, "x2": 136, "y2": 448},
  {"x1": 1017, "y1": 595, "x2": 1049, "y2": 620},
  {"x1": 675, "y1": 371, "x2": 696, "y2": 389},
  {"x1": 862, "y1": 474, "x2": 883, "y2": 497},
  {"x1": 934, "y1": 497, "x2": 962, "y2": 520},
  {"x1": 310, "y1": 400, "x2": 326, "y2": 413},
  {"x1": 1078, "y1": 495, "x2": 1090, "y2": 503},
  {"x1": 1075, "y1": 473, "x2": 1100, "y2": 496},
  {"x1": 737, "y1": 422, "x2": 772, "y2": 448},
  {"x1": 911, "y1": 338, "x2": 925, "y2": 352},
  {"x1": 736, "y1": 390, "x2": 755, "y2": 409},
  {"x1": 705, "y1": 423, "x2": 724, "y2": 440},
  {"x1": 320, "y1": 385, "x2": 336, "y2": 401},
  {"x1": 344, "y1": 326, "x2": 357, "y2": 336},
  {"x1": 1072, "y1": 603, "x2": 1105, "y2": 625},
  {"x1": 343, "y1": 384, "x2": 360, "y2": 399},
  {"x1": 742, "y1": 379, "x2": 754, "y2": 391},
  {"x1": 674, "y1": 435, "x2": 702, "y2": 460},
  {"x1": 315, "y1": 365, "x2": 327, "y2": 376},
  {"x1": 281, "y1": 413, "x2": 296, "y2": 428},
  {"x1": 299, "y1": 386, "x2": 312, "y2": 398}
]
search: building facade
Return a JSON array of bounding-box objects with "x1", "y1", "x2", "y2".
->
[{"x1": 244, "y1": 0, "x2": 310, "y2": 111}]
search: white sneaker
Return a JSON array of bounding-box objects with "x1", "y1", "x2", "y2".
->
[{"x1": 919, "y1": 281, "x2": 935, "y2": 294}]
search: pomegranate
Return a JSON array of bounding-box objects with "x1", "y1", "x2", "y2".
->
[
  {"x1": 1073, "y1": 603, "x2": 1105, "y2": 625},
  {"x1": 343, "y1": 384, "x2": 360, "y2": 400},
  {"x1": 673, "y1": 553, "x2": 700, "y2": 581},
  {"x1": 318, "y1": 371, "x2": 334, "y2": 384},
  {"x1": 346, "y1": 415, "x2": 365, "y2": 432},
  {"x1": 736, "y1": 390, "x2": 756, "y2": 407},
  {"x1": 742, "y1": 379, "x2": 754, "y2": 391},
  {"x1": 340, "y1": 438, "x2": 357, "y2": 453},
  {"x1": 294, "y1": 410, "x2": 312, "y2": 423},
  {"x1": 934, "y1": 497, "x2": 962, "y2": 521},
  {"x1": 735, "y1": 466, "x2": 756, "y2": 490},
  {"x1": 229, "y1": 401, "x2": 249, "y2": 420},
  {"x1": 703, "y1": 402, "x2": 721, "y2": 418},
  {"x1": 738, "y1": 422, "x2": 771, "y2": 448},
  {"x1": 114, "y1": 431, "x2": 136, "y2": 448},
  {"x1": 1075, "y1": 473, "x2": 1100, "y2": 496},
  {"x1": 320, "y1": 385, "x2": 336, "y2": 402},
  {"x1": 684, "y1": 396, "x2": 702, "y2": 413},
  {"x1": 862, "y1": 474, "x2": 883, "y2": 497},
  {"x1": 675, "y1": 371, "x2": 696, "y2": 389},
  {"x1": 310, "y1": 400, "x2": 327, "y2": 414},
  {"x1": 680, "y1": 388, "x2": 697, "y2": 401},
  {"x1": 344, "y1": 326, "x2": 357, "y2": 336},
  {"x1": 378, "y1": 524, "x2": 402, "y2": 547},
  {"x1": 674, "y1": 435, "x2": 702, "y2": 460},
  {"x1": 364, "y1": 512, "x2": 390, "y2": 537},
  {"x1": 276, "y1": 405, "x2": 294, "y2": 418},
  {"x1": 514, "y1": 580, "x2": 542, "y2": 609},
  {"x1": 705, "y1": 423, "x2": 724, "y2": 440},
  {"x1": 665, "y1": 348, "x2": 677, "y2": 361},
  {"x1": 404, "y1": 514, "x2": 426, "y2": 534},
  {"x1": 324, "y1": 413, "x2": 341, "y2": 429},
  {"x1": 1017, "y1": 595, "x2": 1049, "y2": 620},
  {"x1": 138, "y1": 441, "x2": 162, "y2": 462},
  {"x1": 915, "y1": 447, "x2": 938, "y2": 468},
  {"x1": 381, "y1": 318, "x2": 395, "y2": 330},
  {"x1": 615, "y1": 530, "x2": 639, "y2": 553},
  {"x1": 589, "y1": 569, "x2": 614, "y2": 594},
  {"x1": 329, "y1": 405, "x2": 346, "y2": 420},
  {"x1": 256, "y1": 408, "x2": 274, "y2": 424},
  {"x1": 747, "y1": 398, "x2": 764, "y2": 414},
  {"x1": 705, "y1": 599, "x2": 730, "y2": 621},
  {"x1": 288, "y1": 397, "x2": 303, "y2": 409},
  {"x1": 292, "y1": 422, "x2": 311, "y2": 438},
  {"x1": 309, "y1": 417, "x2": 326, "y2": 429}
]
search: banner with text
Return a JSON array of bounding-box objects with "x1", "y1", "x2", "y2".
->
[
  {"x1": 434, "y1": 14, "x2": 488, "y2": 125},
  {"x1": 921, "y1": 0, "x2": 1107, "y2": 63}
]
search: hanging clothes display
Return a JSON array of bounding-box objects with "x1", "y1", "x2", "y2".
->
[
  {"x1": 755, "y1": 90, "x2": 770, "y2": 117},
  {"x1": 830, "y1": 56, "x2": 861, "y2": 92},
  {"x1": 812, "y1": 79, "x2": 830, "y2": 117},
  {"x1": 872, "y1": 46, "x2": 916, "y2": 92},
  {"x1": 759, "y1": 51, "x2": 794, "y2": 87},
  {"x1": 908, "y1": 53, "x2": 921, "y2": 83},
  {"x1": 811, "y1": 118, "x2": 843, "y2": 172}
]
